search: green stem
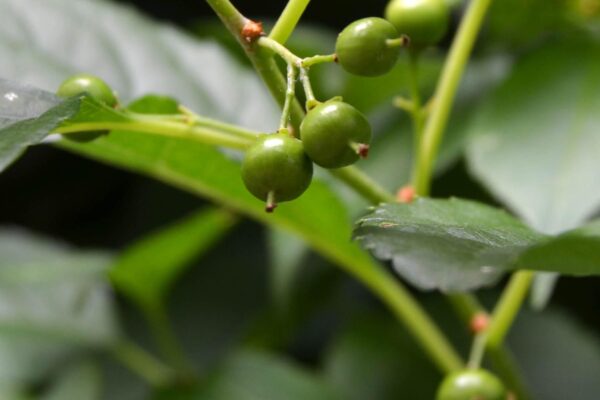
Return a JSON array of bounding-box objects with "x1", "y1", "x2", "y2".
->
[
  {"x1": 268, "y1": 0, "x2": 311, "y2": 45},
  {"x1": 258, "y1": 36, "x2": 301, "y2": 65},
  {"x1": 299, "y1": 67, "x2": 317, "y2": 107},
  {"x1": 412, "y1": 0, "x2": 493, "y2": 196},
  {"x1": 55, "y1": 119, "x2": 255, "y2": 150},
  {"x1": 486, "y1": 271, "x2": 534, "y2": 348},
  {"x1": 467, "y1": 333, "x2": 487, "y2": 369},
  {"x1": 112, "y1": 340, "x2": 175, "y2": 387},
  {"x1": 407, "y1": 51, "x2": 424, "y2": 179},
  {"x1": 172, "y1": 107, "x2": 261, "y2": 140},
  {"x1": 279, "y1": 64, "x2": 297, "y2": 130},
  {"x1": 330, "y1": 167, "x2": 395, "y2": 204},
  {"x1": 356, "y1": 266, "x2": 463, "y2": 372},
  {"x1": 301, "y1": 53, "x2": 337, "y2": 68}
]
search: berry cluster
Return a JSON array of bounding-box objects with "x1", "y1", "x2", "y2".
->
[
  {"x1": 55, "y1": 0, "x2": 450, "y2": 212},
  {"x1": 241, "y1": 0, "x2": 449, "y2": 212}
]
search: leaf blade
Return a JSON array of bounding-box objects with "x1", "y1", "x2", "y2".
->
[{"x1": 353, "y1": 198, "x2": 545, "y2": 292}]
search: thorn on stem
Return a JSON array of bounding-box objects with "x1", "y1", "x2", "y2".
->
[
  {"x1": 396, "y1": 185, "x2": 416, "y2": 203},
  {"x1": 241, "y1": 20, "x2": 264, "y2": 43}
]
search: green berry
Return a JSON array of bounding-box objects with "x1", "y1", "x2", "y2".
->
[
  {"x1": 300, "y1": 100, "x2": 371, "y2": 169},
  {"x1": 335, "y1": 17, "x2": 401, "y2": 77},
  {"x1": 242, "y1": 133, "x2": 313, "y2": 212},
  {"x1": 384, "y1": 0, "x2": 450, "y2": 47},
  {"x1": 436, "y1": 369, "x2": 507, "y2": 400},
  {"x1": 57, "y1": 73, "x2": 118, "y2": 107},
  {"x1": 57, "y1": 73, "x2": 118, "y2": 142}
]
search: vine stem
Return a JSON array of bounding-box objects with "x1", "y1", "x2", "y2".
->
[
  {"x1": 112, "y1": 340, "x2": 175, "y2": 387},
  {"x1": 269, "y1": 0, "x2": 311, "y2": 45},
  {"x1": 412, "y1": 0, "x2": 493, "y2": 196},
  {"x1": 207, "y1": 0, "x2": 463, "y2": 374}
]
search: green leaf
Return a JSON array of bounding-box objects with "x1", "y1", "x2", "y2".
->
[
  {"x1": 111, "y1": 208, "x2": 237, "y2": 312},
  {"x1": 465, "y1": 39, "x2": 600, "y2": 305},
  {"x1": 0, "y1": 79, "x2": 129, "y2": 174},
  {"x1": 0, "y1": 228, "x2": 117, "y2": 386},
  {"x1": 323, "y1": 314, "x2": 439, "y2": 400},
  {"x1": 0, "y1": 0, "x2": 278, "y2": 132},
  {"x1": 353, "y1": 198, "x2": 544, "y2": 291},
  {"x1": 42, "y1": 360, "x2": 102, "y2": 400},
  {"x1": 193, "y1": 350, "x2": 342, "y2": 400},
  {"x1": 516, "y1": 219, "x2": 600, "y2": 275},
  {"x1": 0, "y1": 91, "x2": 74, "y2": 172},
  {"x1": 466, "y1": 39, "x2": 600, "y2": 235}
]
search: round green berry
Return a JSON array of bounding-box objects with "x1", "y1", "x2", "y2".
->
[
  {"x1": 436, "y1": 369, "x2": 507, "y2": 400},
  {"x1": 57, "y1": 73, "x2": 118, "y2": 142},
  {"x1": 57, "y1": 73, "x2": 118, "y2": 107},
  {"x1": 242, "y1": 133, "x2": 313, "y2": 212},
  {"x1": 300, "y1": 100, "x2": 371, "y2": 169},
  {"x1": 384, "y1": 0, "x2": 450, "y2": 47},
  {"x1": 335, "y1": 17, "x2": 401, "y2": 77}
]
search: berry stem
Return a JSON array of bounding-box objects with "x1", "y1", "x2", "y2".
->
[
  {"x1": 269, "y1": 0, "x2": 312, "y2": 45},
  {"x1": 486, "y1": 271, "x2": 534, "y2": 349},
  {"x1": 299, "y1": 67, "x2": 318, "y2": 109},
  {"x1": 258, "y1": 36, "x2": 301, "y2": 66},
  {"x1": 301, "y1": 53, "x2": 337, "y2": 67},
  {"x1": 467, "y1": 332, "x2": 487, "y2": 369},
  {"x1": 265, "y1": 191, "x2": 278, "y2": 212},
  {"x1": 348, "y1": 141, "x2": 370, "y2": 159},
  {"x1": 386, "y1": 35, "x2": 410, "y2": 48},
  {"x1": 279, "y1": 64, "x2": 298, "y2": 131}
]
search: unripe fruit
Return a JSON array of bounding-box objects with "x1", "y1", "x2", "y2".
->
[
  {"x1": 57, "y1": 73, "x2": 118, "y2": 142},
  {"x1": 300, "y1": 100, "x2": 371, "y2": 169},
  {"x1": 384, "y1": 0, "x2": 450, "y2": 48},
  {"x1": 335, "y1": 17, "x2": 401, "y2": 77},
  {"x1": 242, "y1": 133, "x2": 313, "y2": 212},
  {"x1": 436, "y1": 369, "x2": 507, "y2": 400}
]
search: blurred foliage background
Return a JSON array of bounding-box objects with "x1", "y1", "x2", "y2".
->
[{"x1": 1, "y1": 0, "x2": 600, "y2": 398}]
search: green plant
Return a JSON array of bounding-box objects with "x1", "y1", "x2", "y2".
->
[
  {"x1": 436, "y1": 369, "x2": 507, "y2": 400},
  {"x1": 1, "y1": 0, "x2": 599, "y2": 398},
  {"x1": 335, "y1": 17, "x2": 404, "y2": 77}
]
